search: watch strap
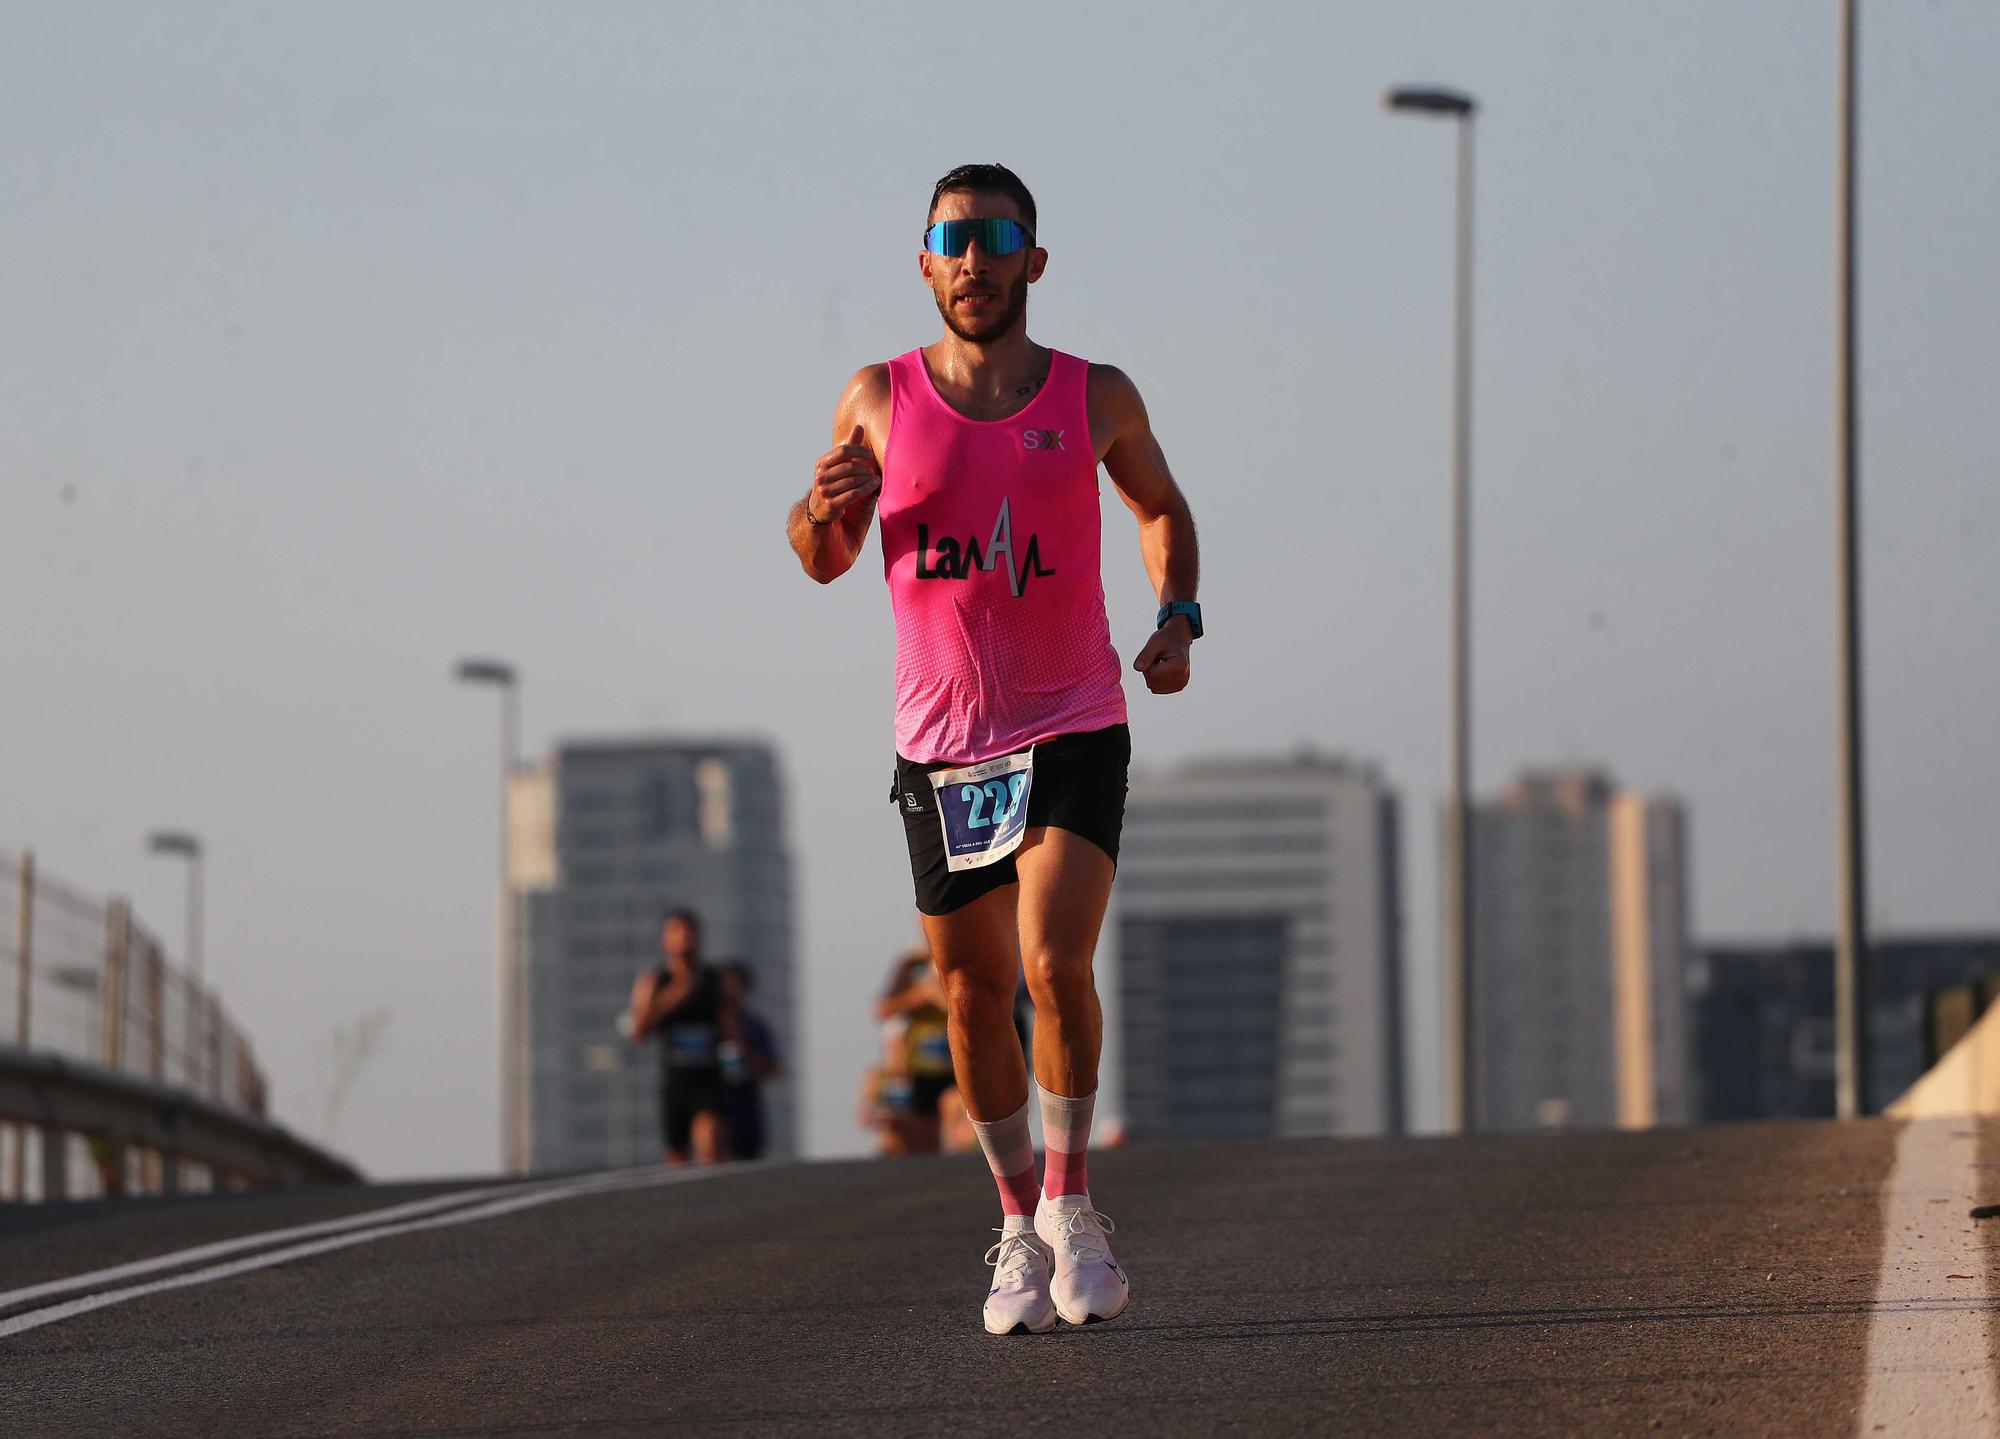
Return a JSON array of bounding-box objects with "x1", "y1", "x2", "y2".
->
[{"x1": 1156, "y1": 599, "x2": 1203, "y2": 640}]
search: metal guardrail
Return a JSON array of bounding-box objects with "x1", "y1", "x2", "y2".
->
[
  {"x1": 2, "y1": 848, "x2": 264, "y2": 1109},
  {"x1": 0, "y1": 1045, "x2": 360, "y2": 1197},
  {"x1": 2, "y1": 846, "x2": 358, "y2": 1199}
]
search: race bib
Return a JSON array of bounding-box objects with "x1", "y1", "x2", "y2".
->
[
  {"x1": 664, "y1": 1024, "x2": 718, "y2": 1067},
  {"x1": 909, "y1": 1019, "x2": 954, "y2": 1076},
  {"x1": 929, "y1": 748, "x2": 1034, "y2": 872},
  {"x1": 916, "y1": 1031, "x2": 953, "y2": 1070}
]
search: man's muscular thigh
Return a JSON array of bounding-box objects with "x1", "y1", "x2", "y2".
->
[
  {"x1": 921, "y1": 883, "x2": 1020, "y2": 1003},
  {"x1": 1015, "y1": 826, "x2": 1115, "y2": 975}
]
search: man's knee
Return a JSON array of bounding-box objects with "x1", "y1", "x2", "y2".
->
[
  {"x1": 1022, "y1": 947, "x2": 1095, "y2": 1012},
  {"x1": 938, "y1": 964, "x2": 1014, "y2": 1028}
]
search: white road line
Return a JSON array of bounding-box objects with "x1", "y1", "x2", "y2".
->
[
  {"x1": 1859, "y1": 1120, "x2": 1998, "y2": 1436},
  {"x1": 0, "y1": 1176, "x2": 545, "y2": 1312},
  {"x1": 0, "y1": 1164, "x2": 715, "y2": 1340}
]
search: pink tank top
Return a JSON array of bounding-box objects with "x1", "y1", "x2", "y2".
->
[{"x1": 879, "y1": 348, "x2": 1127, "y2": 764}]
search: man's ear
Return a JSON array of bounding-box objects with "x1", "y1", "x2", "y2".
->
[{"x1": 1027, "y1": 247, "x2": 1048, "y2": 283}]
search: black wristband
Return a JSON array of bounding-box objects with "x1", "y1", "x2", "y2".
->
[{"x1": 805, "y1": 495, "x2": 831, "y2": 527}]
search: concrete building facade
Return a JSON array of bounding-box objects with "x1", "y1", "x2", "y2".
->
[
  {"x1": 509, "y1": 737, "x2": 795, "y2": 1172},
  {"x1": 1469, "y1": 768, "x2": 1689, "y2": 1132},
  {"x1": 1114, "y1": 755, "x2": 1403, "y2": 1141}
]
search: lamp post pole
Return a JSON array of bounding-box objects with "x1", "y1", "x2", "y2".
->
[
  {"x1": 145, "y1": 831, "x2": 206, "y2": 1094},
  {"x1": 9, "y1": 851, "x2": 33, "y2": 1197},
  {"x1": 456, "y1": 658, "x2": 526, "y2": 1171},
  {"x1": 1386, "y1": 85, "x2": 1479, "y2": 1134},
  {"x1": 1833, "y1": 0, "x2": 1871, "y2": 1119}
]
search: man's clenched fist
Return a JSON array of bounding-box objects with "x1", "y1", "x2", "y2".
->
[
  {"x1": 1131, "y1": 617, "x2": 1193, "y2": 695},
  {"x1": 809, "y1": 424, "x2": 882, "y2": 524}
]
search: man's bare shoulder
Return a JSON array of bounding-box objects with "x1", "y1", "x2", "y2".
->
[
  {"x1": 1085, "y1": 362, "x2": 1149, "y2": 442},
  {"x1": 839, "y1": 362, "x2": 893, "y2": 408},
  {"x1": 1085, "y1": 360, "x2": 1139, "y2": 394},
  {"x1": 833, "y1": 362, "x2": 894, "y2": 440}
]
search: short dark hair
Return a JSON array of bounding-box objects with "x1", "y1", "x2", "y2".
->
[
  {"x1": 928, "y1": 163, "x2": 1036, "y2": 235},
  {"x1": 660, "y1": 907, "x2": 702, "y2": 933}
]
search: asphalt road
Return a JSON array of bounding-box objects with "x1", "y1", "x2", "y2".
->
[{"x1": 3, "y1": 1118, "x2": 1997, "y2": 1437}]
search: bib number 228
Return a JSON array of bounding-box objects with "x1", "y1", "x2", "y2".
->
[
  {"x1": 959, "y1": 773, "x2": 1026, "y2": 830},
  {"x1": 929, "y1": 749, "x2": 1034, "y2": 872}
]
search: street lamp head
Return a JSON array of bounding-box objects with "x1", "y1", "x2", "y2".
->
[
  {"x1": 454, "y1": 658, "x2": 518, "y2": 688},
  {"x1": 147, "y1": 830, "x2": 202, "y2": 859},
  {"x1": 1385, "y1": 86, "x2": 1477, "y2": 118}
]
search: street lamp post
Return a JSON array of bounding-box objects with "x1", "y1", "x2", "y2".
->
[
  {"x1": 455, "y1": 657, "x2": 526, "y2": 1172},
  {"x1": 1385, "y1": 85, "x2": 1479, "y2": 1134},
  {"x1": 1833, "y1": 0, "x2": 1871, "y2": 1118},
  {"x1": 145, "y1": 830, "x2": 206, "y2": 1095}
]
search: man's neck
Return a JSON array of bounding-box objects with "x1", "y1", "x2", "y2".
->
[{"x1": 924, "y1": 327, "x2": 1046, "y2": 403}]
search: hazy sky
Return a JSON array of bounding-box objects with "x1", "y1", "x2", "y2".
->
[{"x1": 3, "y1": 1, "x2": 1994, "y2": 1178}]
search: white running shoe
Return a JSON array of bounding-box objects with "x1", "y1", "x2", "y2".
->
[
  {"x1": 1034, "y1": 1193, "x2": 1129, "y2": 1326},
  {"x1": 982, "y1": 1224, "x2": 1058, "y2": 1335}
]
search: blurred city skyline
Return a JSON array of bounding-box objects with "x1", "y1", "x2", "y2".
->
[{"x1": 2, "y1": 1, "x2": 1995, "y2": 1176}]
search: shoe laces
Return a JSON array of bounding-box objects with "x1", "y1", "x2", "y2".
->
[
  {"x1": 984, "y1": 1228, "x2": 1047, "y2": 1285},
  {"x1": 1044, "y1": 1206, "x2": 1115, "y2": 1265}
]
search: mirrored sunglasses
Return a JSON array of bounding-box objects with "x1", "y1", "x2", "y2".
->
[{"x1": 922, "y1": 218, "x2": 1033, "y2": 258}]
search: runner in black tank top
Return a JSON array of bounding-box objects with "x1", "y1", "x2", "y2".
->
[{"x1": 627, "y1": 909, "x2": 733, "y2": 1164}]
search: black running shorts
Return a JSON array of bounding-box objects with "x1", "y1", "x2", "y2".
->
[
  {"x1": 892, "y1": 724, "x2": 1130, "y2": 916},
  {"x1": 890, "y1": 1072, "x2": 956, "y2": 1118},
  {"x1": 660, "y1": 1069, "x2": 728, "y2": 1156}
]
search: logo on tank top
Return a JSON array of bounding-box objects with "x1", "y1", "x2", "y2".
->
[
  {"x1": 1023, "y1": 429, "x2": 1065, "y2": 451},
  {"x1": 915, "y1": 497, "x2": 1055, "y2": 598}
]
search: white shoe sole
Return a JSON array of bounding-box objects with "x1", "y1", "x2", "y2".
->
[
  {"x1": 1053, "y1": 1281, "x2": 1129, "y2": 1326},
  {"x1": 984, "y1": 1302, "x2": 1059, "y2": 1336}
]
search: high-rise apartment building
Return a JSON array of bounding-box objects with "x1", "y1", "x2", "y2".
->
[
  {"x1": 508, "y1": 737, "x2": 796, "y2": 1172},
  {"x1": 1115, "y1": 755, "x2": 1403, "y2": 1141},
  {"x1": 1469, "y1": 767, "x2": 1689, "y2": 1132}
]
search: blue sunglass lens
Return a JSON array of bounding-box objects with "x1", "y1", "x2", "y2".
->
[{"x1": 924, "y1": 219, "x2": 1030, "y2": 257}]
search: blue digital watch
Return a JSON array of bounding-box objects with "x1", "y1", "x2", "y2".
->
[{"x1": 1155, "y1": 599, "x2": 1203, "y2": 640}]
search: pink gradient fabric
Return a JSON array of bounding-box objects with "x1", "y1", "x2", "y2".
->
[
  {"x1": 1040, "y1": 1089, "x2": 1094, "y2": 1200},
  {"x1": 878, "y1": 349, "x2": 1127, "y2": 765},
  {"x1": 970, "y1": 1100, "x2": 1041, "y2": 1217}
]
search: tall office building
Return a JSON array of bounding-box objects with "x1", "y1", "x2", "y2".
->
[
  {"x1": 1115, "y1": 754, "x2": 1403, "y2": 1141},
  {"x1": 1469, "y1": 767, "x2": 1689, "y2": 1132},
  {"x1": 509, "y1": 737, "x2": 796, "y2": 1172}
]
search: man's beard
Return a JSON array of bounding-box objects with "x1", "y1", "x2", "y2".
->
[{"x1": 936, "y1": 271, "x2": 1029, "y2": 343}]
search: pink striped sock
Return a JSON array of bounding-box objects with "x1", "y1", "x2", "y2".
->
[
  {"x1": 969, "y1": 1098, "x2": 1041, "y2": 1217},
  {"x1": 1040, "y1": 1089, "x2": 1095, "y2": 1200}
]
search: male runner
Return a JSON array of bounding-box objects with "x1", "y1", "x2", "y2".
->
[
  {"x1": 717, "y1": 959, "x2": 781, "y2": 1161},
  {"x1": 786, "y1": 164, "x2": 1201, "y2": 1334},
  {"x1": 627, "y1": 909, "x2": 733, "y2": 1165}
]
